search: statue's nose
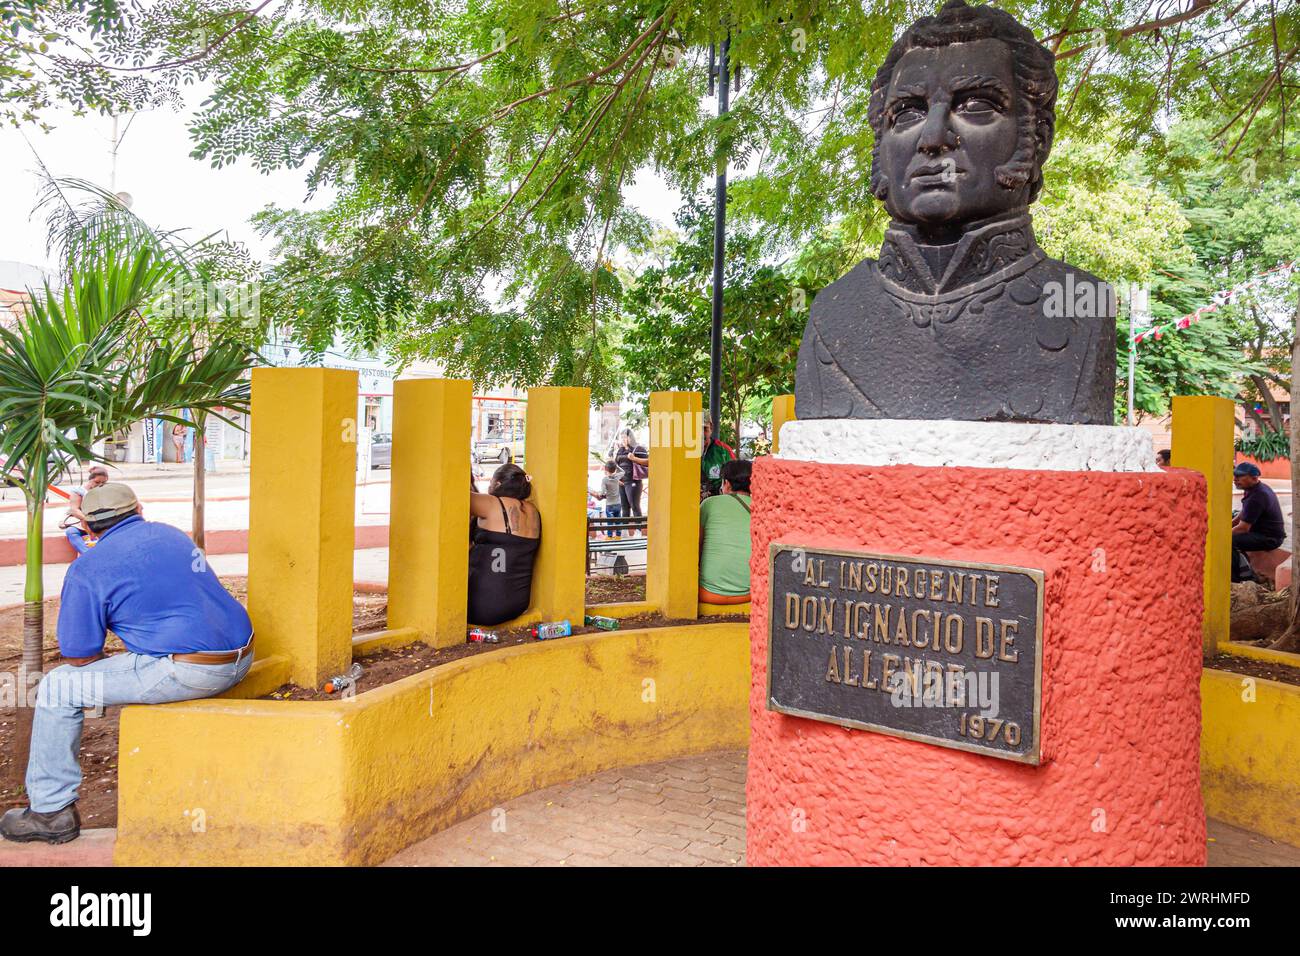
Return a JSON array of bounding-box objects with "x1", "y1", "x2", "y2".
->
[{"x1": 916, "y1": 103, "x2": 957, "y2": 155}]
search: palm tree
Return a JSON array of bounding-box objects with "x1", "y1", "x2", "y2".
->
[
  {"x1": 37, "y1": 174, "x2": 264, "y2": 550},
  {"x1": 0, "y1": 234, "x2": 256, "y2": 789}
]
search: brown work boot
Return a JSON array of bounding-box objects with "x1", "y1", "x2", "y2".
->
[{"x1": 0, "y1": 804, "x2": 81, "y2": 844}]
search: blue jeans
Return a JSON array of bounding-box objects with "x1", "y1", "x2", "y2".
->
[
  {"x1": 605, "y1": 503, "x2": 622, "y2": 537},
  {"x1": 26, "y1": 649, "x2": 253, "y2": 812}
]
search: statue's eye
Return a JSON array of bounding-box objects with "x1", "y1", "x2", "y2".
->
[
  {"x1": 892, "y1": 104, "x2": 926, "y2": 128},
  {"x1": 956, "y1": 96, "x2": 998, "y2": 115}
]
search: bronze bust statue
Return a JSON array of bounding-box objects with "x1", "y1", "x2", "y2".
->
[{"x1": 795, "y1": 0, "x2": 1115, "y2": 424}]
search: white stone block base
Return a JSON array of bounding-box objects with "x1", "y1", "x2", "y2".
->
[{"x1": 777, "y1": 419, "x2": 1158, "y2": 473}]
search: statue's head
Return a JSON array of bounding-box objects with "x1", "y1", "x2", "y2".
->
[{"x1": 868, "y1": 0, "x2": 1057, "y2": 232}]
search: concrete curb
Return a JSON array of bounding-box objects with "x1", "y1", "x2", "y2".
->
[{"x1": 0, "y1": 828, "x2": 116, "y2": 866}]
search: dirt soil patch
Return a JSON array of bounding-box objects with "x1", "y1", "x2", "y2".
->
[
  {"x1": 1206, "y1": 650, "x2": 1300, "y2": 688},
  {"x1": 0, "y1": 707, "x2": 121, "y2": 828},
  {"x1": 585, "y1": 574, "x2": 647, "y2": 605},
  {"x1": 266, "y1": 610, "x2": 747, "y2": 701}
]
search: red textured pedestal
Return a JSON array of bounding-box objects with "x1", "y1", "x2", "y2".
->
[{"x1": 746, "y1": 458, "x2": 1207, "y2": 866}]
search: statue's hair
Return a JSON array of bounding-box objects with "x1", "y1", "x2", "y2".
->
[{"x1": 867, "y1": 0, "x2": 1058, "y2": 203}]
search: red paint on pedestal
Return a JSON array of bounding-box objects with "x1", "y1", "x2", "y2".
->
[{"x1": 747, "y1": 458, "x2": 1207, "y2": 866}]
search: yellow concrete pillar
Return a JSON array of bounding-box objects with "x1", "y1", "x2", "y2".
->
[
  {"x1": 1171, "y1": 395, "x2": 1236, "y2": 655},
  {"x1": 519, "y1": 386, "x2": 590, "y2": 626},
  {"x1": 248, "y1": 367, "x2": 358, "y2": 686},
  {"x1": 772, "y1": 394, "x2": 796, "y2": 454},
  {"x1": 646, "y1": 391, "x2": 702, "y2": 620},
  {"x1": 388, "y1": 379, "x2": 472, "y2": 648}
]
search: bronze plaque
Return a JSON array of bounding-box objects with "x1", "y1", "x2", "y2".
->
[{"x1": 766, "y1": 544, "x2": 1043, "y2": 764}]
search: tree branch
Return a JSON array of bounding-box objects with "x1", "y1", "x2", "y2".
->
[
  {"x1": 76, "y1": 0, "x2": 279, "y2": 73},
  {"x1": 1057, "y1": 0, "x2": 1220, "y2": 60}
]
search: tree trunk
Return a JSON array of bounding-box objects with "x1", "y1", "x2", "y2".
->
[
  {"x1": 191, "y1": 409, "x2": 206, "y2": 552},
  {"x1": 7, "y1": 491, "x2": 45, "y2": 790},
  {"x1": 1250, "y1": 373, "x2": 1286, "y2": 432},
  {"x1": 1275, "y1": 288, "x2": 1300, "y2": 653}
]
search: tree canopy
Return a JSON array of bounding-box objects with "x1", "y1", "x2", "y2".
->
[
  {"x1": 5, "y1": 0, "x2": 1297, "y2": 399},
  {"x1": 618, "y1": 196, "x2": 827, "y2": 445}
]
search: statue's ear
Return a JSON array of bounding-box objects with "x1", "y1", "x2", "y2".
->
[{"x1": 1036, "y1": 116, "x2": 1055, "y2": 169}]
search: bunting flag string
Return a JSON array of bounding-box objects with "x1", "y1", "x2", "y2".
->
[{"x1": 1132, "y1": 260, "x2": 1297, "y2": 346}]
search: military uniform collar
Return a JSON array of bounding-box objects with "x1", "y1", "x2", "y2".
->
[{"x1": 879, "y1": 210, "x2": 1040, "y2": 297}]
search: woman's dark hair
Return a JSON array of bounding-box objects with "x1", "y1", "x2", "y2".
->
[
  {"x1": 721, "y1": 459, "x2": 752, "y2": 494},
  {"x1": 489, "y1": 462, "x2": 531, "y2": 500}
]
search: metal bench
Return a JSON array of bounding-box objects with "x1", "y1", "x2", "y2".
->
[{"x1": 587, "y1": 514, "x2": 648, "y2": 575}]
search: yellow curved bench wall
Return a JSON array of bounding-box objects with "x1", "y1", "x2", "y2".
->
[
  {"x1": 114, "y1": 622, "x2": 749, "y2": 866},
  {"x1": 1201, "y1": 667, "x2": 1300, "y2": 847}
]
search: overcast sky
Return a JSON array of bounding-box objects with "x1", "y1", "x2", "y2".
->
[{"x1": 0, "y1": 86, "x2": 684, "y2": 273}]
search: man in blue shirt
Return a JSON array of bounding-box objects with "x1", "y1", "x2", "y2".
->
[
  {"x1": 1231, "y1": 462, "x2": 1287, "y2": 583},
  {"x1": 1, "y1": 483, "x2": 254, "y2": 845}
]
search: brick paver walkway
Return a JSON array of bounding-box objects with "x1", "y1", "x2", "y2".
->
[
  {"x1": 383, "y1": 750, "x2": 748, "y2": 867},
  {"x1": 3, "y1": 750, "x2": 1294, "y2": 867},
  {"x1": 382, "y1": 750, "x2": 1300, "y2": 867}
]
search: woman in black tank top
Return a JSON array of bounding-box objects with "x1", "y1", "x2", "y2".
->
[{"x1": 468, "y1": 463, "x2": 541, "y2": 626}]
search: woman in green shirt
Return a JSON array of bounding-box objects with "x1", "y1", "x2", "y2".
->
[{"x1": 699, "y1": 459, "x2": 753, "y2": 603}]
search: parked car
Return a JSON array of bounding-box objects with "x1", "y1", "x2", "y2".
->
[
  {"x1": 370, "y1": 432, "x2": 392, "y2": 469},
  {"x1": 474, "y1": 424, "x2": 525, "y2": 464}
]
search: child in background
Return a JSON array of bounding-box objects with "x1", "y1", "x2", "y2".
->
[{"x1": 597, "y1": 460, "x2": 622, "y2": 537}]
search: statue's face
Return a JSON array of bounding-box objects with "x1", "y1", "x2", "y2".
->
[{"x1": 878, "y1": 37, "x2": 1028, "y2": 230}]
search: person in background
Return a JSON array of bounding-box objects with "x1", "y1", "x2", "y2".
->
[
  {"x1": 615, "y1": 430, "x2": 648, "y2": 531},
  {"x1": 1, "y1": 483, "x2": 254, "y2": 845},
  {"x1": 171, "y1": 421, "x2": 188, "y2": 463},
  {"x1": 1231, "y1": 461, "x2": 1286, "y2": 583},
  {"x1": 596, "y1": 460, "x2": 622, "y2": 537},
  {"x1": 1156, "y1": 449, "x2": 1171, "y2": 468},
  {"x1": 586, "y1": 488, "x2": 604, "y2": 537},
  {"x1": 59, "y1": 464, "x2": 110, "y2": 555},
  {"x1": 699, "y1": 420, "x2": 736, "y2": 498},
  {"x1": 699, "y1": 459, "x2": 753, "y2": 604},
  {"x1": 468, "y1": 463, "x2": 542, "y2": 626}
]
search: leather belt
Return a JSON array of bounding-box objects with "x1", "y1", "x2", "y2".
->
[{"x1": 173, "y1": 636, "x2": 254, "y2": 666}]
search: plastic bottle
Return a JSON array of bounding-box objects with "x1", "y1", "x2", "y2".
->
[
  {"x1": 531, "y1": 620, "x2": 573, "y2": 640},
  {"x1": 583, "y1": 615, "x2": 620, "y2": 631},
  {"x1": 468, "y1": 628, "x2": 501, "y2": 643},
  {"x1": 323, "y1": 663, "x2": 363, "y2": 694}
]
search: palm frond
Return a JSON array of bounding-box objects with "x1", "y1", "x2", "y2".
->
[{"x1": 34, "y1": 173, "x2": 199, "y2": 282}]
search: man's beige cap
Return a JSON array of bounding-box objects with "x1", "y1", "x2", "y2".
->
[{"x1": 81, "y1": 482, "x2": 139, "y2": 520}]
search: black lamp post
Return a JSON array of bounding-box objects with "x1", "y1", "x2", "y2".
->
[{"x1": 707, "y1": 37, "x2": 738, "y2": 436}]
